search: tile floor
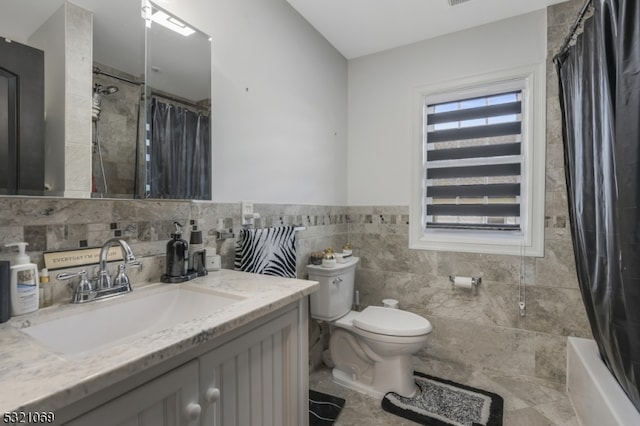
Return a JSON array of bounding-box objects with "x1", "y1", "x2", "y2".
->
[{"x1": 309, "y1": 358, "x2": 580, "y2": 425}]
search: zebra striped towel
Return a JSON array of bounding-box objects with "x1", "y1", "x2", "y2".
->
[{"x1": 235, "y1": 226, "x2": 297, "y2": 278}]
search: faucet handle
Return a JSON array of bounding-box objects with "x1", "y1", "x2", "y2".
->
[
  {"x1": 76, "y1": 272, "x2": 92, "y2": 293},
  {"x1": 57, "y1": 270, "x2": 94, "y2": 303},
  {"x1": 113, "y1": 264, "x2": 131, "y2": 290},
  {"x1": 57, "y1": 269, "x2": 86, "y2": 280},
  {"x1": 57, "y1": 270, "x2": 90, "y2": 290}
]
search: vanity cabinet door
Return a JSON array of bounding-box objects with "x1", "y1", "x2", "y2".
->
[
  {"x1": 199, "y1": 308, "x2": 304, "y2": 426},
  {"x1": 65, "y1": 360, "x2": 201, "y2": 426}
]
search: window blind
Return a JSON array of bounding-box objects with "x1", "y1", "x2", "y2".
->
[{"x1": 424, "y1": 90, "x2": 523, "y2": 231}]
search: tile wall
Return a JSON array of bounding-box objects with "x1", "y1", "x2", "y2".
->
[
  {"x1": 0, "y1": 198, "x2": 349, "y2": 314},
  {"x1": 348, "y1": 204, "x2": 590, "y2": 385},
  {"x1": 92, "y1": 62, "x2": 144, "y2": 197},
  {"x1": 0, "y1": 187, "x2": 589, "y2": 387}
]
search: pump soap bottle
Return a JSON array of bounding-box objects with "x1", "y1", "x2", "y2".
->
[
  {"x1": 4, "y1": 242, "x2": 39, "y2": 315},
  {"x1": 161, "y1": 222, "x2": 190, "y2": 283},
  {"x1": 188, "y1": 226, "x2": 207, "y2": 276}
]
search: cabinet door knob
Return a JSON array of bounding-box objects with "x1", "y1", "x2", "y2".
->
[
  {"x1": 184, "y1": 402, "x2": 202, "y2": 421},
  {"x1": 205, "y1": 387, "x2": 221, "y2": 403}
]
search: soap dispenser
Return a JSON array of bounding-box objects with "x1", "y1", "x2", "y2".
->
[
  {"x1": 161, "y1": 222, "x2": 189, "y2": 283},
  {"x1": 188, "y1": 226, "x2": 207, "y2": 277},
  {"x1": 4, "y1": 242, "x2": 39, "y2": 315}
]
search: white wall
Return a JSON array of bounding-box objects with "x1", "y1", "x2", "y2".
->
[
  {"x1": 347, "y1": 10, "x2": 547, "y2": 206},
  {"x1": 165, "y1": 0, "x2": 348, "y2": 205}
]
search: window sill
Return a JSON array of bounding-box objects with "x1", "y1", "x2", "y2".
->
[{"x1": 409, "y1": 231, "x2": 544, "y2": 257}]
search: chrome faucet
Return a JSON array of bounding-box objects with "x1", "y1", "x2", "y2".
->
[
  {"x1": 57, "y1": 270, "x2": 94, "y2": 303},
  {"x1": 96, "y1": 238, "x2": 139, "y2": 290},
  {"x1": 58, "y1": 239, "x2": 140, "y2": 304}
]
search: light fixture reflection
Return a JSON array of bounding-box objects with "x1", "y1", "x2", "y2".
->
[{"x1": 151, "y1": 9, "x2": 195, "y2": 36}]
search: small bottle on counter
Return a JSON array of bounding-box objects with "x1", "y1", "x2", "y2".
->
[
  {"x1": 188, "y1": 226, "x2": 207, "y2": 276},
  {"x1": 39, "y1": 268, "x2": 52, "y2": 308},
  {"x1": 162, "y1": 222, "x2": 190, "y2": 283}
]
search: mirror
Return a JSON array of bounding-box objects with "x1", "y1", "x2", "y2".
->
[
  {"x1": 141, "y1": 0, "x2": 212, "y2": 200},
  {"x1": 0, "y1": 0, "x2": 212, "y2": 199}
]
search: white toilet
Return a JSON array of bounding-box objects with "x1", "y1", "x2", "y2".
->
[{"x1": 307, "y1": 257, "x2": 432, "y2": 398}]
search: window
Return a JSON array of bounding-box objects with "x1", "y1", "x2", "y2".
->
[{"x1": 410, "y1": 66, "x2": 545, "y2": 256}]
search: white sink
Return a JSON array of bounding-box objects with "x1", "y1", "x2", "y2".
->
[{"x1": 21, "y1": 285, "x2": 244, "y2": 356}]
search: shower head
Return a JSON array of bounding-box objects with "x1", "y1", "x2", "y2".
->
[
  {"x1": 92, "y1": 84, "x2": 119, "y2": 120},
  {"x1": 94, "y1": 84, "x2": 119, "y2": 95}
]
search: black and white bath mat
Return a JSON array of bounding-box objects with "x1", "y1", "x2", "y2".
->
[
  {"x1": 381, "y1": 372, "x2": 503, "y2": 426},
  {"x1": 309, "y1": 389, "x2": 346, "y2": 426}
]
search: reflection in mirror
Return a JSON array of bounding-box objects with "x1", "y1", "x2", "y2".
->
[
  {"x1": 0, "y1": 0, "x2": 145, "y2": 198},
  {"x1": 88, "y1": 0, "x2": 145, "y2": 198},
  {"x1": 143, "y1": 1, "x2": 212, "y2": 200},
  {"x1": 0, "y1": 36, "x2": 45, "y2": 196},
  {"x1": 0, "y1": 0, "x2": 211, "y2": 200},
  {"x1": 91, "y1": 65, "x2": 144, "y2": 198}
]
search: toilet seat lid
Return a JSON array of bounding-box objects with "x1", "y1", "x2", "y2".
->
[{"x1": 353, "y1": 306, "x2": 432, "y2": 336}]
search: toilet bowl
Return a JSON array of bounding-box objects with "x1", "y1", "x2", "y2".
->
[
  {"x1": 330, "y1": 307, "x2": 431, "y2": 398},
  {"x1": 307, "y1": 258, "x2": 433, "y2": 399}
]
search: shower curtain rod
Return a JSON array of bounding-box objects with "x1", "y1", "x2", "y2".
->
[
  {"x1": 555, "y1": 0, "x2": 594, "y2": 60},
  {"x1": 93, "y1": 66, "x2": 144, "y2": 86},
  {"x1": 151, "y1": 92, "x2": 210, "y2": 115}
]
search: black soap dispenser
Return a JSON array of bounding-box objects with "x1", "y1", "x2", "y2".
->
[
  {"x1": 161, "y1": 222, "x2": 190, "y2": 283},
  {"x1": 188, "y1": 226, "x2": 208, "y2": 277}
]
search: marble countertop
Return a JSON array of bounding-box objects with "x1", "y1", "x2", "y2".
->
[{"x1": 0, "y1": 269, "x2": 318, "y2": 414}]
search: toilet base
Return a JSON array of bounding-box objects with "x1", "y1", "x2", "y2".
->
[
  {"x1": 331, "y1": 367, "x2": 419, "y2": 400},
  {"x1": 332, "y1": 368, "x2": 386, "y2": 399}
]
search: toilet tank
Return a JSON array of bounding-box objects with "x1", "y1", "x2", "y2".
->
[{"x1": 307, "y1": 257, "x2": 359, "y2": 321}]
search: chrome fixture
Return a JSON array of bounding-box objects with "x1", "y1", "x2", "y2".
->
[
  {"x1": 94, "y1": 84, "x2": 119, "y2": 95},
  {"x1": 97, "y1": 238, "x2": 139, "y2": 289},
  {"x1": 92, "y1": 83, "x2": 119, "y2": 121},
  {"x1": 57, "y1": 270, "x2": 93, "y2": 304},
  {"x1": 58, "y1": 239, "x2": 140, "y2": 304},
  {"x1": 448, "y1": 275, "x2": 482, "y2": 287},
  {"x1": 93, "y1": 66, "x2": 144, "y2": 86},
  {"x1": 91, "y1": 83, "x2": 121, "y2": 195}
]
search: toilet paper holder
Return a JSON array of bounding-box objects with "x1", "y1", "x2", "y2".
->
[{"x1": 448, "y1": 275, "x2": 481, "y2": 288}]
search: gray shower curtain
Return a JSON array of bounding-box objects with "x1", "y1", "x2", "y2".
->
[
  {"x1": 149, "y1": 96, "x2": 211, "y2": 199},
  {"x1": 555, "y1": 0, "x2": 640, "y2": 412}
]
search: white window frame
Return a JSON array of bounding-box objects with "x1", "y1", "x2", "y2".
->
[{"x1": 409, "y1": 64, "x2": 546, "y2": 257}]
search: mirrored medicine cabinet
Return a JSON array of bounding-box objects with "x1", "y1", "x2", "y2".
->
[{"x1": 0, "y1": 0, "x2": 212, "y2": 200}]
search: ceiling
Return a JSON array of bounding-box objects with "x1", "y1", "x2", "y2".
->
[
  {"x1": 0, "y1": 0, "x2": 569, "y2": 77},
  {"x1": 286, "y1": 0, "x2": 569, "y2": 59}
]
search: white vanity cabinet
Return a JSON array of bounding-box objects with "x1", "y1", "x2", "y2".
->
[
  {"x1": 65, "y1": 360, "x2": 201, "y2": 426},
  {"x1": 199, "y1": 308, "x2": 301, "y2": 426},
  {"x1": 61, "y1": 301, "x2": 309, "y2": 426}
]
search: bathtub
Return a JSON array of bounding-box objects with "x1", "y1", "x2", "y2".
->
[{"x1": 567, "y1": 337, "x2": 640, "y2": 426}]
